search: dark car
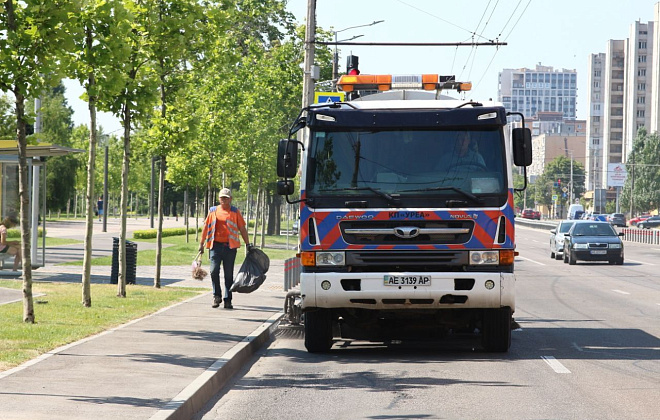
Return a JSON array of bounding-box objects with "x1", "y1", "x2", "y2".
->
[
  {"x1": 637, "y1": 215, "x2": 660, "y2": 229},
  {"x1": 607, "y1": 213, "x2": 626, "y2": 227},
  {"x1": 563, "y1": 221, "x2": 624, "y2": 265}
]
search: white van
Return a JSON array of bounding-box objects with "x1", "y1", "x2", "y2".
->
[{"x1": 568, "y1": 204, "x2": 584, "y2": 220}]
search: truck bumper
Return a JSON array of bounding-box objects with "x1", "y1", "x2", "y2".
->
[{"x1": 300, "y1": 271, "x2": 515, "y2": 311}]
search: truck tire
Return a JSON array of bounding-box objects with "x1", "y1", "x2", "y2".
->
[
  {"x1": 304, "y1": 309, "x2": 333, "y2": 353},
  {"x1": 482, "y1": 307, "x2": 511, "y2": 352}
]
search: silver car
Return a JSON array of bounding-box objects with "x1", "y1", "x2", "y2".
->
[{"x1": 550, "y1": 220, "x2": 575, "y2": 260}]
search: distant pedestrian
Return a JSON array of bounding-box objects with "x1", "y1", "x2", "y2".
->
[
  {"x1": 97, "y1": 196, "x2": 103, "y2": 222},
  {"x1": 199, "y1": 188, "x2": 252, "y2": 309},
  {"x1": 0, "y1": 216, "x2": 21, "y2": 271}
]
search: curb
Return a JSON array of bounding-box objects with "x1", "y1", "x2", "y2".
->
[{"x1": 149, "y1": 311, "x2": 284, "y2": 420}]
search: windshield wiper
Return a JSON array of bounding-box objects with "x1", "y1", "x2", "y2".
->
[
  {"x1": 319, "y1": 187, "x2": 397, "y2": 202},
  {"x1": 399, "y1": 186, "x2": 484, "y2": 204}
]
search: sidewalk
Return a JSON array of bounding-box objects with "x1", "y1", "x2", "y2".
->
[{"x1": 0, "y1": 218, "x2": 289, "y2": 420}]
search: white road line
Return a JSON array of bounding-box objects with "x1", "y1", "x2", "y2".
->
[
  {"x1": 541, "y1": 356, "x2": 571, "y2": 373},
  {"x1": 516, "y1": 256, "x2": 546, "y2": 266},
  {"x1": 612, "y1": 289, "x2": 630, "y2": 295},
  {"x1": 626, "y1": 258, "x2": 655, "y2": 266}
]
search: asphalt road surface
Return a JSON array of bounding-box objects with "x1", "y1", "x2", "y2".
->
[{"x1": 196, "y1": 225, "x2": 660, "y2": 420}]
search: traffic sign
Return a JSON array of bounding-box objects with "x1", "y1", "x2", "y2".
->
[
  {"x1": 314, "y1": 92, "x2": 345, "y2": 104},
  {"x1": 562, "y1": 187, "x2": 568, "y2": 193},
  {"x1": 552, "y1": 194, "x2": 558, "y2": 201}
]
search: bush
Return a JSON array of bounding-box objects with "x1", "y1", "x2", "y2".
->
[
  {"x1": 133, "y1": 227, "x2": 202, "y2": 239},
  {"x1": 7, "y1": 228, "x2": 45, "y2": 238}
]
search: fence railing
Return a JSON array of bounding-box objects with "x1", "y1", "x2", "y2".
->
[
  {"x1": 283, "y1": 256, "x2": 301, "y2": 291},
  {"x1": 621, "y1": 228, "x2": 660, "y2": 245}
]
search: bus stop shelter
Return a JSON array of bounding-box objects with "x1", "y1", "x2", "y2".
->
[{"x1": 0, "y1": 140, "x2": 83, "y2": 273}]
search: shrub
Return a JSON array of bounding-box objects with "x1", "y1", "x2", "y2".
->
[
  {"x1": 133, "y1": 227, "x2": 201, "y2": 239},
  {"x1": 7, "y1": 228, "x2": 45, "y2": 238}
]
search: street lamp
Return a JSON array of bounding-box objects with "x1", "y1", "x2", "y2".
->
[{"x1": 331, "y1": 20, "x2": 384, "y2": 87}]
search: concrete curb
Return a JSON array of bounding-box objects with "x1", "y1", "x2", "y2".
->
[{"x1": 149, "y1": 311, "x2": 284, "y2": 420}]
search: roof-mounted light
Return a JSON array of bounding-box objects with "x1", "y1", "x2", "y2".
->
[{"x1": 337, "y1": 74, "x2": 471, "y2": 93}]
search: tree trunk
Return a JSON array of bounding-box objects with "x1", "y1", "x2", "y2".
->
[
  {"x1": 252, "y1": 183, "x2": 261, "y2": 244},
  {"x1": 260, "y1": 188, "x2": 266, "y2": 248},
  {"x1": 15, "y1": 91, "x2": 34, "y2": 323},
  {"x1": 81, "y1": 51, "x2": 98, "y2": 307},
  {"x1": 117, "y1": 103, "x2": 131, "y2": 298},
  {"x1": 154, "y1": 155, "x2": 165, "y2": 288}
]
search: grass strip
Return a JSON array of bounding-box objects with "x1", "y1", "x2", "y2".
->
[{"x1": 0, "y1": 280, "x2": 204, "y2": 371}]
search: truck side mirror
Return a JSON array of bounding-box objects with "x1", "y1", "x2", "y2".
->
[
  {"x1": 277, "y1": 139, "x2": 298, "y2": 178},
  {"x1": 277, "y1": 179, "x2": 295, "y2": 196},
  {"x1": 512, "y1": 128, "x2": 532, "y2": 167}
]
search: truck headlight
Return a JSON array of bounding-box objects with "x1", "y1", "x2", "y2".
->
[
  {"x1": 469, "y1": 250, "x2": 499, "y2": 265},
  {"x1": 316, "y1": 251, "x2": 345, "y2": 266}
]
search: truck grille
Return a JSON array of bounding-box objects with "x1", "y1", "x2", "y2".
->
[
  {"x1": 346, "y1": 250, "x2": 468, "y2": 271},
  {"x1": 341, "y1": 220, "x2": 473, "y2": 245}
]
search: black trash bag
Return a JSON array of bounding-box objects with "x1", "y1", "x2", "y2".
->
[{"x1": 230, "y1": 248, "x2": 270, "y2": 293}]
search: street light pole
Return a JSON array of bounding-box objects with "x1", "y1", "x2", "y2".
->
[{"x1": 331, "y1": 20, "x2": 384, "y2": 88}]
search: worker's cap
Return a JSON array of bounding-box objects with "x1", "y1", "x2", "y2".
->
[{"x1": 218, "y1": 188, "x2": 232, "y2": 198}]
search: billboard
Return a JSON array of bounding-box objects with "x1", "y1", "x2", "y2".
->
[{"x1": 607, "y1": 163, "x2": 627, "y2": 187}]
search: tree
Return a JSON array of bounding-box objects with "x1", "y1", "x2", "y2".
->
[
  {"x1": 68, "y1": 0, "x2": 134, "y2": 305},
  {"x1": 0, "y1": 0, "x2": 76, "y2": 322},
  {"x1": 536, "y1": 156, "x2": 585, "y2": 215},
  {"x1": 621, "y1": 128, "x2": 660, "y2": 215}
]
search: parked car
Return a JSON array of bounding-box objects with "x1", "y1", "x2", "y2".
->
[
  {"x1": 521, "y1": 208, "x2": 541, "y2": 220},
  {"x1": 637, "y1": 215, "x2": 660, "y2": 229},
  {"x1": 562, "y1": 221, "x2": 624, "y2": 265},
  {"x1": 607, "y1": 213, "x2": 626, "y2": 227},
  {"x1": 629, "y1": 214, "x2": 651, "y2": 227},
  {"x1": 549, "y1": 220, "x2": 575, "y2": 260}
]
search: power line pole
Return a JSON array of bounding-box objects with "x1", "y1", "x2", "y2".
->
[{"x1": 301, "y1": 0, "x2": 316, "y2": 110}]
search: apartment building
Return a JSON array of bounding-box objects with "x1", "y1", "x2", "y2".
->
[
  {"x1": 586, "y1": 18, "x2": 655, "y2": 191},
  {"x1": 498, "y1": 64, "x2": 578, "y2": 120}
]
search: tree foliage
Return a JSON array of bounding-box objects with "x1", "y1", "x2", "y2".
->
[{"x1": 621, "y1": 128, "x2": 660, "y2": 215}]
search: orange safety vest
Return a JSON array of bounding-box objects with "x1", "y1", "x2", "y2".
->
[{"x1": 201, "y1": 206, "x2": 243, "y2": 250}]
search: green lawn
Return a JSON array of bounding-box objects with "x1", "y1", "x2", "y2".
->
[
  {"x1": 0, "y1": 280, "x2": 204, "y2": 371},
  {"x1": 62, "y1": 233, "x2": 299, "y2": 266}
]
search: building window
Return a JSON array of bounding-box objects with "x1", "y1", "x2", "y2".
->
[
  {"x1": 594, "y1": 70, "x2": 601, "y2": 77},
  {"x1": 637, "y1": 110, "x2": 645, "y2": 118},
  {"x1": 638, "y1": 68, "x2": 646, "y2": 76},
  {"x1": 593, "y1": 138, "x2": 600, "y2": 145},
  {"x1": 639, "y1": 41, "x2": 647, "y2": 49},
  {"x1": 638, "y1": 83, "x2": 646, "y2": 91},
  {"x1": 638, "y1": 55, "x2": 647, "y2": 63},
  {"x1": 638, "y1": 96, "x2": 646, "y2": 104}
]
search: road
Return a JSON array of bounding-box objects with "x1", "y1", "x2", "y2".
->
[{"x1": 196, "y1": 225, "x2": 660, "y2": 420}]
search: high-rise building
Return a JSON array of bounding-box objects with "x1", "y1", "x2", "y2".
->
[
  {"x1": 586, "y1": 19, "x2": 655, "y2": 191},
  {"x1": 498, "y1": 64, "x2": 578, "y2": 120},
  {"x1": 585, "y1": 53, "x2": 605, "y2": 191}
]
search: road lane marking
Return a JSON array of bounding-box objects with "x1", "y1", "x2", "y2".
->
[
  {"x1": 612, "y1": 289, "x2": 630, "y2": 295},
  {"x1": 516, "y1": 256, "x2": 546, "y2": 266},
  {"x1": 625, "y1": 258, "x2": 655, "y2": 266},
  {"x1": 541, "y1": 356, "x2": 571, "y2": 373}
]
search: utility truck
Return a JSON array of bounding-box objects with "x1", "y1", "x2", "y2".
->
[{"x1": 277, "y1": 72, "x2": 532, "y2": 353}]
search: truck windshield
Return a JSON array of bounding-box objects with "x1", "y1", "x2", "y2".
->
[{"x1": 306, "y1": 129, "x2": 507, "y2": 203}]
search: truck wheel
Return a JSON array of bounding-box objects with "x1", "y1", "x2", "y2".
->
[
  {"x1": 482, "y1": 307, "x2": 511, "y2": 352},
  {"x1": 304, "y1": 309, "x2": 333, "y2": 353}
]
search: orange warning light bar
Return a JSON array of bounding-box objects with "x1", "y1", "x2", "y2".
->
[{"x1": 337, "y1": 74, "x2": 472, "y2": 93}]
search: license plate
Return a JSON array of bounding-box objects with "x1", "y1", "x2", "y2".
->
[
  {"x1": 590, "y1": 250, "x2": 607, "y2": 255},
  {"x1": 384, "y1": 275, "x2": 431, "y2": 286}
]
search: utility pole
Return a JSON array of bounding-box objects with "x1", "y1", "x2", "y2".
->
[{"x1": 301, "y1": 0, "x2": 316, "y2": 110}]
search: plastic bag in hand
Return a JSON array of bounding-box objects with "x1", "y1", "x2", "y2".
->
[{"x1": 230, "y1": 248, "x2": 270, "y2": 293}]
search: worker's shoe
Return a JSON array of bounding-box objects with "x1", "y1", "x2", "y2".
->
[
  {"x1": 212, "y1": 296, "x2": 221, "y2": 308},
  {"x1": 223, "y1": 299, "x2": 233, "y2": 309}
]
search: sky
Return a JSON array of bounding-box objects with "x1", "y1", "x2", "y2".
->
[{"x1": 64, "y1": 0, "x2": 659, "y2": 132}]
